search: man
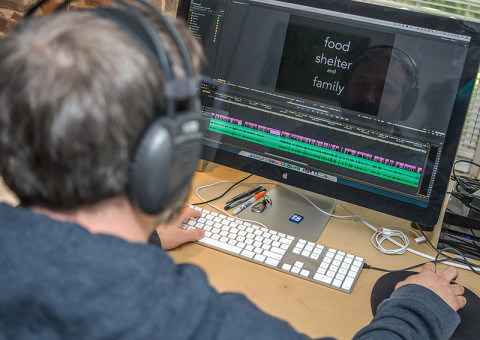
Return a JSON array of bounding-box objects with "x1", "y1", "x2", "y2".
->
[
  {"x1": 340, "y1": 46, "x2": 418, "y2": 119},
  {"x1": 0, "y1": 2, "x2": 466, "y2": 339}
]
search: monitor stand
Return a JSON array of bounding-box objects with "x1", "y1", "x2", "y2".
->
[{"x1": 236, "y1": 184, "x2": 336, "y2": 242}]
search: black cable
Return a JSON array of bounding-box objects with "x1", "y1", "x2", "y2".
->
[
  {"x1": 432, "y1": 247, "x2": 480, "y2": 274},
  {"x1": 363, "y1": 263, "x2": 391, "y2": 272},
  {"x1": 190, "y1": 174, "x2": 253, "y2": 206},
  {"x1": 449, "y1": 160, "x2": 480, "y2": 212},
  {"x1": 450, "y1": 159, "x2": 480, "y2": 195},
  {"x1": 440, "y1": 239, "x2": 478, "y2": 259},
  {"x1": 470, "y1": 228, "x2": 479, "y2": 239},
  {"x1": 448, "y1": 191, "x2": 480, "y2": 199},
  {"x1": 441, "y1": 224, "x2": 480, "y2": 244},
  {"x1": 442, "y1": 160, "x2": 480, "y2": 263},
  {"x1": 442, "y1": 238, "x2": 480, "y2": 254},
  {"x1": 439, "y1": 238, "x2": 480, "y2": 259},
  {"x1": 363, "y1": 258, "x2": 453, "y2": 273},
  {"x1": 414, "y1": 222, "x2": 480, "y2": 276},
  {"x1": 447, "y1": 190, "x2": 480, "y2": 213},
  {"x1": 440, "y1": 231, "x2": 480, "y2": 252}
]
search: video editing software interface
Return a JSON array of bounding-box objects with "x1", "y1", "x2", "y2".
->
[{"x1": 184, "y1": 0, "x2": 476, "y2": 222}]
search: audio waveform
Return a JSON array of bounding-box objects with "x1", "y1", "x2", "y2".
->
[
  {"x1": 212, "y1": 113, "x2": 423, "y2": 175},
  {"x1": 209, "y1": 117, "x2": 421, "y2": 187}
]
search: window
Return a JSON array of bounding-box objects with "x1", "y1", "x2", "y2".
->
[{"x1": 359, "y1": 0, "x2": 480, "y2": 175}]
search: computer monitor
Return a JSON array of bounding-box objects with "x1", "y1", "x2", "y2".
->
[{"x1": 177, "y1": 0, "x2": 480, "y2": 241}]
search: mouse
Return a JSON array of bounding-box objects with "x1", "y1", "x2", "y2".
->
[{"x1": 370, "y1": 270, "x2": 480, "y2": 339}]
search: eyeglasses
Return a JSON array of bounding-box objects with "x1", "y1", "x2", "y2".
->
[{"x1": 251, "y1": 195, "x2": 272, "y2": 213}]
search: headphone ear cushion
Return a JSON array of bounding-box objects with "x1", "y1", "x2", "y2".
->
[
  {"x1": 129, "y1": 117, "x2": 173, "y2": 214},
  {"x1": 128, "y1": 114, "x2": 203, "y2": 214}
]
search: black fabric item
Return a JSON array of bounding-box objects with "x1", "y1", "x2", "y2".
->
[{"x1": 370, "y1": 270, "x2": 480, "y2": 340}]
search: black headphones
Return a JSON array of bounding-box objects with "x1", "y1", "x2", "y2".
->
[
  {"x1": 340, "y1": 45, "x2": 419, "y2": 119},
  {"x1": 24, "y1": 0, "x2": 203, "y2": 214}
]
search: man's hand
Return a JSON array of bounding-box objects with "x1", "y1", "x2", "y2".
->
[
  {"x1": 395, "y1": 262, "x2": 466, "y2": 311},
  {"x1": 155, "y1": 206, "x2": 204, "y2": 250}
]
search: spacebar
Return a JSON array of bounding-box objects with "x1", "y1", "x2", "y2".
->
[{"x1": 198, "y1": 237, "x2": 242, "y2": 254}]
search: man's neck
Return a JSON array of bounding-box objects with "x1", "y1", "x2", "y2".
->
[{"x1": 31, "y1": 196, "x2": 156, "y2": 243}]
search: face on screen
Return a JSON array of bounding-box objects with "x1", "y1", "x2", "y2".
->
[{"x1": 342, "y1": 59, "x2": 407, "y2": 117}]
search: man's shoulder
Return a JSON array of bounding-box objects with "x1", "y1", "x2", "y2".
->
[
  {"x1": 0, "y1": 202, "x2": 175, "y2": 273},
  {"x1": 0, "y1": 203, "x2": 215, "y2": 338}
]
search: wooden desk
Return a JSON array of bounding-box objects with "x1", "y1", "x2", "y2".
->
[
  {"x1": 1, "y1": 169, "x2": 478, "y2": 339},
  {"x1": 169, "y1": 163, "x2": 480, "y2": 340}
]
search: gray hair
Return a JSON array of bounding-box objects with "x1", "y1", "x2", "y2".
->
[{"x1": 0, "y1": 7, "x2": 204, "y2": 211}]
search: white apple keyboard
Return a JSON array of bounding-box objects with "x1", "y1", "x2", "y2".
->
[{"x1": 182, "y1": 206, "x2": 364, "y2": 293}]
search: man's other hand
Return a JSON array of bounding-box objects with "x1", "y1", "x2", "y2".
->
[
  {"x1": 395, "y1": 262, "x2": 466, "y2": 311},
  {"x1": 156, "y1": 206, "x2": 204, "y2": 250}
]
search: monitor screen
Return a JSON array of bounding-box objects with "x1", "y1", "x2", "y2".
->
[{"x1": 177, "y1": 0, "x2": 480, "y2": 234}]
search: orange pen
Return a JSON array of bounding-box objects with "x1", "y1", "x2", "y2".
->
[{"x1": 232, "y1": 190, "x2": 267, "y2": 215}]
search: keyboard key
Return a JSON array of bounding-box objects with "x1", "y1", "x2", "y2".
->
[
  {"x1": 294, "y1": 261, "x2": 304, "y2": 268},
  {"x1": 317, "y1": 267, "x2": 326, "y2": 275},
  {"x1": 342, "y1": 277, "x2": 355, "y2": 290},
  {"x1": 263, "y1": 250, "x2": 282, "y2": 261},
  {"x1": 333, "y1": 279, "x2": 342, "y2": 287},
  {"x1": 326, "y1": 270, "x2": 336, "y2": 278},
  {"x1": 199, "y1": 236, "x2": 241, "y2": 254},
  {"x1": 300, "y1": 269, "x2": 310, "y2": 277},
  {"x1": 301, "y1": 250, "x2": 311, "y2": 257},
  {"x1": 254, "y1": 254, "x2": 266, "y2": 262},
  {"x1": 241, "y1": 249, "x2": 255, "y2": 258},
  {"x1": 265, "y1": 257, "x2": 279, "y2": 267},
  {"x1": 314, "y1": 273, "x2": 333, "y2": 285},
  {"x1": 350, "y1": 265, "x2": 360, "y2": 272}
]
